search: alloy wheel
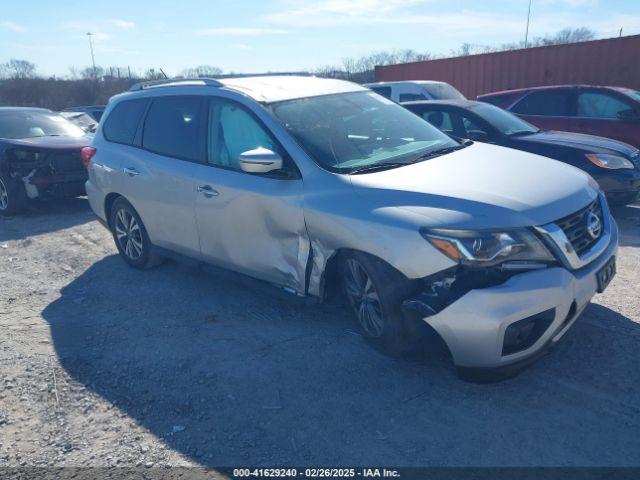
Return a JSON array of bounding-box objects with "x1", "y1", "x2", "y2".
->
[
  {"x1": 0, "y1": 178, "x2": 8, "y2": 211},
  {"x1": 114, "y1": 208, "x2": 144, "y2": 260},
  {"x1": 344, "y1": 258, "x2": 385, "y2": 338}
]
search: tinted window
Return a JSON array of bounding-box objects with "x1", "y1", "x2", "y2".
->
[
  {"x1": 421, "y1": 110, "x2": 455, "y2": 135},
  {"x1": 468, "y1": 103, "x2": 539, "y2": 136},
  {"x1": 208, "y1": 99, "x2": 281, "y2": 171},
  {"x1": 399, "y1": 92, "x2": 429, "y2": 102},
  {"x1": 0, "y1": 110, "x2": 85, "y2": 139},
  {"x1": 511, "y1": 90, "x2": 571, "y2": 116},
  {"x1": 103, "y1": 99, "x2": 147, "y2": 145},
  {"x1": 577, "y1": 91, "x2": 633, "y2": 119},
  {"x1": 420, "y1": 110, "x2": 488, "y2": 138},
  {"x1": 142, "y1": 96, "x2": 204, "y2": 161},
  {"x1": 370, "y1": 86, "x2": 392, "y2": 99}
]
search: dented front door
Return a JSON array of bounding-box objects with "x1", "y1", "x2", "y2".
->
[
  {"x1": 192, "y1": 97, "x2": 308, "y2": 292},
  {"x1": 192, "y1": 166, "x2": 307, "y2": 292}
]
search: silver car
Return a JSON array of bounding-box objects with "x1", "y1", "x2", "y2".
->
[{"x1": 85, "y1": 76, "x2": 618, "y2": 378}]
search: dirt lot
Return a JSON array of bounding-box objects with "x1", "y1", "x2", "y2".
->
[{"x1": 1, "y1": 198, "x2": 639, "y2": 468}]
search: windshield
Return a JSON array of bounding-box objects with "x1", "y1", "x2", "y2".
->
[
  {"x1": 621, "y1": 89, "x2": 640, "y2": 103},
  {"x1": 422, "y1": 83, "x2": 466, "y2": 100},
  {"x1": 0, "y1": 110, "x2": 86, "y2": 139},
  {"x1": 271, "y1": 92, "x2": 460, "y2": 173},
  {"x1": 469, "y1": 102, "x2": 539, "y2": 136}
]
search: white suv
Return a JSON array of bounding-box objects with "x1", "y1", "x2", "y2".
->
[
  {"x1": 365, "y1": 80, "x2": 466, "y2": 102},
  {"x1": 85, "y1": 76, "x2": 617, "y2": 379}
]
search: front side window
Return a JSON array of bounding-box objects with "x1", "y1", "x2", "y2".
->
[
  {"x1": 103, "y1": 99, "x2": 148, "y2": 145},
  {"x1": 208, "y1": 99, "x2": 281, "y2": 171},
  {"x1": 271, "y1": 92, "x2": 459, "y2": 173},
  {"x1": 576, "y1": 91, "x2": 633, "y2": 119},
  {"x1": 421, "y1": 110, "x2": 455, "y2": 135},
  {"x1": 512, "y1": 90, "x2": 571, "y2": 116},
  {"x1": 0, "y1": 110, "x2": 85, "y2": 139},
  {"x1": 370, "y1": 86, "x2": 392, "y2": 99},
  {"x1": 142, "y1": 96, "x2": 204, "y2": 161}
]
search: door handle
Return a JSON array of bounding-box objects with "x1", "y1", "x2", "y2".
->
[
  {"x1": 123, "y1": 167, "x2": 140, "y2": 177},
  {"x1": 197, "y1": 185, "x2": 219, "y2": 197}
]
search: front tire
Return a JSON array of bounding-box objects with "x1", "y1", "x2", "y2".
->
[
  {"x1": 341, "y1": 252, "x2": 424, "y2": 356},
  {"x1": 109, "y1": 197, "x2": 163, "y2": 269},
  {"x1": 0, "y1": 171, "x2": 28, "y2": 216}
]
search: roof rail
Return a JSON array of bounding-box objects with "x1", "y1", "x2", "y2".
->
[{"x1": 129, "y1": 78, "x2": 223, "y2": 91}]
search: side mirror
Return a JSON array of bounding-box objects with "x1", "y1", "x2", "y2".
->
[
  {"x1": 466, "y1": 130, "x2": 489, "y2": 142},
  {"x1": 617, "y1": 109, "x2": 640, "y2": 122},
  {"x1": 238, "y1": 147, "x2": 283, "y2": 174}
]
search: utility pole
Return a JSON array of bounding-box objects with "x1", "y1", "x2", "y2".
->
[
  {"x1": 524, "y1": 0, "x2": 533, "y2": 48},
  {"x1": 619, "y1": 27, "x2": 623, "y2": 37},
  {"x1": 86, "y1": 32, "x2": 97, "y2": 79}
]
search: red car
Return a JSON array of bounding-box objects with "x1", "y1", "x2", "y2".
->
[{"x1": 478, "y1": 85, "x2": 640, "y2": 149}]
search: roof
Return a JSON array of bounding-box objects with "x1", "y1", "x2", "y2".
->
[
  {"x1": 478, "y1": 84, "x2": 631, "y2": 98},
  {"x1": 364, "y1": 80, "x2": 451, "y2": 87},
  {"x1": 401, "y1": 99, "x2": 479, "y2": 108},
  {"x1": 217, "y1": 75, "x2": 367, "y2": 102},
  {"x1": 0, "y1": 107, "x2": 52, "y2": 112}
]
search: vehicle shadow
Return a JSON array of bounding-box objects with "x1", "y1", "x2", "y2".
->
[
  {"x1": 42, "y1": 255, "x2": 640, "y2": 466},
  {"x1": 0, "y1": 197, "x2": 94, "y2": 242},
  {"x1": 610, "y1": 202, "x2": 640, "y2": 247}
]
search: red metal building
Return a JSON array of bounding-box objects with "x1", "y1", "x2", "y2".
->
[{"x1": 375, "y1": 34, "x2": 640, "y2": 99}]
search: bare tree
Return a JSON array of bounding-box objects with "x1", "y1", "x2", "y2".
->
[
  {"x1": 1, "y1": 59, "x2": 37, "y2": 79},
  {"x1": 180, "y1": 65, "x2": 223, "y2": 78}
]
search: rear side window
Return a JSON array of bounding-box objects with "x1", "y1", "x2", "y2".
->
[
  {"x1": 142, "y1": 96, "x2": 204, "y2": 161},
  {"x1": 370, "y1": 86, "x2": 392, "y2": 99},
  {"x1": 576, "y1": 91, "x2": 632, "y2": 119},
  {"x1": 103, "y1": 99, "x2": 147, "y2": 145},
  {"x1": 399, "y1": 92, "x2": 429, "y2": 102},
  {"x1": 511, "y1": 90, "x2": 571, "y2": 116}
]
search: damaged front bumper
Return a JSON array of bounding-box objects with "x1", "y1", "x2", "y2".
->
[
  {"x1": 407, "y1": 220, "x2": 618, "y2": 371},
  {"x1": 7, "y1": 148, "x2": 87, "y2": 199}
]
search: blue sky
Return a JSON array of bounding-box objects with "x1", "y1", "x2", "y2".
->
[{"x1": 1, "y1": 0, "x2": 639, "y2": 77}]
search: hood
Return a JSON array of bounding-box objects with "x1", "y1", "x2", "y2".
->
[
  {"x1": 513, "y1": 130, "x2": 639, "y2": 157},
  {"x1": 5, "y1": 135, "x2": 91, "y2": 150},
  {"x1": 349, "y1": 143, "x2": 598, "y2": 229}
]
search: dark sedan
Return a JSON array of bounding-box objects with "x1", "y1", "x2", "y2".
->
[
  {"x1": 0, "y1": 107, "x2": 92, "y2": 215},
  {"x1": 403, "y1": 100, "x2": 640, "y2": 205}
]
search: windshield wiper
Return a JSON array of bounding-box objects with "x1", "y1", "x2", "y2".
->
[
  {"x1": 348, "y1": 162, "x2": 410, "y2": 175},
  {"x1": 507, "y1": 130, "x2": 539, "y2": 137},
  {"x1": 409, "y1": 144, "x2": 467, "y2": 162}
]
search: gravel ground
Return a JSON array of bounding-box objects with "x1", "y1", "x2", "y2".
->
[{"x1": 0, "y1": 198, "x2": 639, "y2": 468}]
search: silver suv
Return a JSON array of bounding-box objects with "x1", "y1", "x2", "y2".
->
[{"x1": 85, "y1": 76, "x2": 618, "y2": 377}]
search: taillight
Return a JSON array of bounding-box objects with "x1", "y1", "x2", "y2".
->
[{"x1": 80, "y1": 147, "x2": 96, "y2": 169}]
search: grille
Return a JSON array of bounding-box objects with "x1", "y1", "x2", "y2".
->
[
  {"x1": 555, "y1": 198, "x2": 604, "y2": 257},
  {"x1": 47, "y1": 150, "x2": 83, "y2": 173}
]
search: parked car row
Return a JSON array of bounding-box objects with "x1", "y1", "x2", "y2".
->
[
  {"x1": 78, "y1": 76, "x2": 619, "y2": 380},
  {"x1": 403, "y1": 99, "x2": 640, "y2": 205}
]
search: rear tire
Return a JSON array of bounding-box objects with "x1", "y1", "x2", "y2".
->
[
  {"x1": 0, "y1": 170, "x2": 28, "y2": 216},
  {"x1": 340, "y1": 251, "x2": 425, "y2": 356},
  {"x1": 109, "y1": 197, "x2": 163, "y2": 269}
]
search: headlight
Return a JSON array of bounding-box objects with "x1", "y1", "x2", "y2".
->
[
  {"x1": 420, "y1": 228, "x2": 555, "y2": 267},
  {"x1": 586, "y1": 154, "x2": 634, "y2": 169}
]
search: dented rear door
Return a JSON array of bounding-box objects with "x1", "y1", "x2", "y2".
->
[{"x1": 192, "y1": 97, "x2": 308, "y2": 293}]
